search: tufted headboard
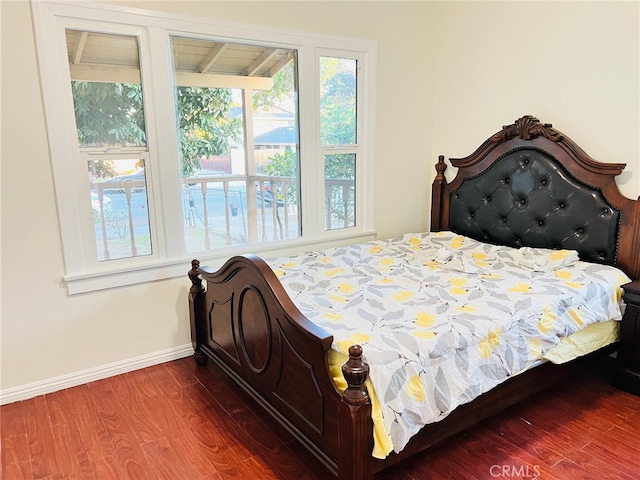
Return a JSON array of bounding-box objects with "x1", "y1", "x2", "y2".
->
[{"x1": 431, "y1": 116, "x2": 640, "y2": 280}]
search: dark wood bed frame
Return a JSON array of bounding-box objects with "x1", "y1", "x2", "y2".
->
[{"x1": 188, "y1": 116, "x2": 640, "y2": 480}]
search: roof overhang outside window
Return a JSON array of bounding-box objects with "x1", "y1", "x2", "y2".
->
[{"x1": 66, "y1": 30, "x2": 292, "y2": 90}]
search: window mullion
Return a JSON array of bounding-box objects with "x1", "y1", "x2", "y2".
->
[
  {"x1": 144, "y1": 26, "x2": 185, "y2": 258},
  {"x1": 297, "y1": 46, "x2": 321, "y2": 239}
]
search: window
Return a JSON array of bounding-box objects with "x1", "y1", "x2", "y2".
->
[
  {"x1": 67, "y1": 30, "x2": 153, "y2": 261},
  {"x1": 320, "y1": 56, "x2": 358, "y2": 230},
  {"x1": 33, "y1": 1, "x2": 376, "y2": 293},
  {"x1": 172, "y1": 37, "x2": 301, "y2": 250}
]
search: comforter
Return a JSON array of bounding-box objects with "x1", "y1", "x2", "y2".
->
[{"x1": 267, "y1": 232, "x2": 629, "y2": 456}]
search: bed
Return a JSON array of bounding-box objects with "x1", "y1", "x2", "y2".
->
[{"x1": 187, "y1": 115, "x2": 640, "y2": 480}]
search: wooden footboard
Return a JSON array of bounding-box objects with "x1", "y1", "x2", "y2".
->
[
  {"x1": 187, "y1": 255, "x2": 588, "y2": 480},
  {"x1": 188, "y1": 256, "x2": 374, "y2": 479}
]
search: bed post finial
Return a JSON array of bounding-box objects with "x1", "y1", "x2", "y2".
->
[
  {"x1": 342, "y1": 344, "x2": 370, "y2": 405},
  {"x1": 434, "y1": 155, "x2": 447, "y2": 183},
  {"x1": 339, "y1": 344, "x2": 373, "y2": 480},
  {"x1": 431, "y1": 156, "x2": 448, "y2": 232},
  {"x1": 189, "y1": 259, "x2": 204, "y2": 294}
]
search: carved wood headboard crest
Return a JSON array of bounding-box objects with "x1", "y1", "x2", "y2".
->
[{"x1": 489, "y1": 115, "x2": 563, "y2": 143}]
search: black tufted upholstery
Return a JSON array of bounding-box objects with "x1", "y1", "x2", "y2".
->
[{"x1": 449, "y1": 147, "x2": 620, "y2": 265}]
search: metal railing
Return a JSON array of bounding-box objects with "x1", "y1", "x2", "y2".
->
[{"x1": 91, "y1": 175, "x2": 355, "y2": 260}]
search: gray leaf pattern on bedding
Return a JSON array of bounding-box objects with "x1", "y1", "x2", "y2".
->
[{"x1": 267, "y1": 231, "x2": 629, "y2": 453}]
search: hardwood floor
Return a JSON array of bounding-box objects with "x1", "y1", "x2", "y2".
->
[{"x1": 2, "y1": 355, "x2": 639, "y2": 480}]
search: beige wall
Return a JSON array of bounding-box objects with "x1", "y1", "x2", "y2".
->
[
  {"x1": 428, "y1": 1, "x2": 639, "y2": 198},
  {"x1": 1, "y1": 1, "x2": 638, "y2": 396}
]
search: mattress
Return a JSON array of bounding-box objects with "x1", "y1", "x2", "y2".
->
[{"x1": 267, "y1": 231, "x2": 629, "y2": 457}]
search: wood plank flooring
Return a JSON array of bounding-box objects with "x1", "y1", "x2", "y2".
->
[{"x1": 2, "y1": 355, "x2": 639, "y2": 479}]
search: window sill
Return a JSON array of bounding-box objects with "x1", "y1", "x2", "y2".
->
[{"x1": 63, "y1": 230, "x2": 377, "y2": 295}]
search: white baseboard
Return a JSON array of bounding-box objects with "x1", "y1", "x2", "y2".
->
[{"x1": 0, "y1": 344, "x2": 194, "y2": 405}]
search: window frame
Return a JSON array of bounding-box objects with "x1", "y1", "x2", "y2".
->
[{"x1": 32, "y1": 0, "x2": 377, "y2": 294}]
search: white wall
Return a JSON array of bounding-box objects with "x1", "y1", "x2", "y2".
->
[
  {"x1": 1, "y1": 1, "x2": 638, "y2": 399},
  {"x1": 428, "y1": 1, "x2": 640, "y2": 198}
]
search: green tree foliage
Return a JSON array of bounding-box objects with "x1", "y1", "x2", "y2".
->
[
  {"x1": 72, "y1": 81, "x2": 146, "y2": 148},
  {"x1": 262, "y1": 57, "x2": 357, "y2": 181},
  {"x1": 72, "y1": 81, "x2": 241, "y2": 177},
  {"x1": 319, "y1": 58, "x2": 356, "y2": 147},
  {"x1": 263, "y1": 149, "x2": 296, "y2": 177},
  {"x1": 253, "y1": 62, "x2": 295, "y2": 111},
  {"x1": 72, "y1": 82, "x2": 145, "y2": 177},
  {"x1": 176, "y1": 87, "x2": 242, "y2": 176}
]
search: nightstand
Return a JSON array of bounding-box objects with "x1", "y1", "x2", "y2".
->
[{"x1": 615, "y1": 280, "x2": 640, "y2": 395}]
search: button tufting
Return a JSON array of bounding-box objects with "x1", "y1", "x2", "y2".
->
[
  {"x1": 559, "y1": 202, "x2": 565, "y2": 209},
  {"x1": 520, "y1": 199, "x2": 526, "y2": 205}
]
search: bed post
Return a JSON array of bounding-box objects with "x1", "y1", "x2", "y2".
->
[
  {"x1": 338, "y1": 345, "x2": 373, "y2": 480},
  {"x1": 188, "y1": 259, "x2": 208, "y2": 366},
  {"x1": 431, "y1": 155, "x2": 448, "y2": 231}
]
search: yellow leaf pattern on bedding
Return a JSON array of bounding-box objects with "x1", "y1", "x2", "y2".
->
[
  {"x1": 478, "y1": 330, "x2": 501, "y2": 358},
  {"x1": 564, "y1": 281, "x2": 583, "y2": 289},
  {"x1": 323, "y1": 312, "x2": 343, "y2": 321},
  {"x1": 378, "y1": 277, "x2": 395, "y2": 284},
  {"x1": 472, "y1": 252, "x2": 489, "y2": 266},
  {"x1": 550, "y1": 250, "x2": 573, "y2": 261},
  {"x1": 450, "y1": 278, "x2": 467, "y2": 296},
  {"x1": 381, "y1": 257, "x2": 395, "y2": 266},
  {"x1": 555, "y1": 270, "x2": 573, "y2": 280},
  {"x1": 568, "y1": 308, "x2": 584, "y2": 327},
  {"x1": 283, "y1": 261, "x2": 297, "y2": 268},
  {"x1": 273, "y1": 269, "x2": 285, "y2": 278},
  {"x1": 456, "y1": 305, "x2": 476, "y2": 312},
  {"x1": 407, "y1": 375, "x2": 426, "y2": 403},
  {"x1": 330, "y1": 294, "x2": 347, "y2": 304},
  {"x1": 509, "y1": 282, "x2": 531, "y2": 293},
  {"x1": 478, "y1": 338, "x2": 492, "y2": 358},
  {"x1": 369, "y1": 245, "x2": 383, "y2": 254},
  {"x1": 415, "y1": 312, "x2": 435, "y2": 327},
  {"x1": 392, "y1": 291, "x2": 415, "y2": 302},
  {"x1": 538, "y1": 306, "x2": 556, "y2": 334},
  {"x1": 338, "y1": 282, "x2": 355, "y2": 294},
  {"x1": 338, "y1": 333, "x2": 370, "y2": 354},
  {"x1": 450, "y1": 236, "x2": 464, "y2": 249},
  {"x1": 450, "y1": 287, "x2": 467, "y2": 296},
  {"x1": 482, "y1": 273, "x2": 501, "y2": 279},
  {"x1": 325, "y1": 267, "x2": 344, "y2": 277}
]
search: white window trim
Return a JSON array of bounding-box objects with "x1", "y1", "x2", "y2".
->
[{"x1": 32, "y1": 0, "x2": 377, "y2": 295}]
